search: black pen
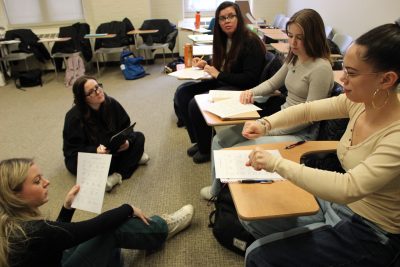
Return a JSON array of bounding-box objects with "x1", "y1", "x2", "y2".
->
[
  {"x1": 240, "y1": 179, "x2": 274, "y2": 184},
  {"x1": 285, "y1": 140, "x2": 306, "y2": 149}
]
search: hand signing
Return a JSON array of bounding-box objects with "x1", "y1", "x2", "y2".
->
[
  {"x1": 246, "y1": 147, "x2": 272, "y2": 172},
  {"x1": 242, "y1": 120, "x2": 267, "y2": 139},
  {"x1": 204, "y1": 64, "x2": 220, "y2": 78},
  {"x1": 240, "y1": 90, "x2": 254, "y2": 104}
]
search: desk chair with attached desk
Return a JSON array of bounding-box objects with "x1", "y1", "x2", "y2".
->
[
  {"x1": 2, "y1": 29, "x2": 50, "y2": 74},
  {"x1": 51, "y1": 23, "x2": 92, "y2": 78},
  {"x1": 137, "y1": 19, "x2": 178, "y2": 66},
  {"x1": 93, "y1": 19, "x2": 133, "y2": 76}
]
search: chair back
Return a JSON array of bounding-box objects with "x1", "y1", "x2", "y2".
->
[
  {"x1": 325, "y1": 26, "x2": 333, "y2": 39},
  {"x1": 94, "y1": 21, "x2": 130, "y2": 50},
  {"x1": 278, "y1": 17, "x2": 290, "y2": 31},
  {"x1": 139, "y1": 19, "x2": 178, "y2": 51},
  {"x1": 332, "y1": 33, "x2": 353, "y2": 55}
]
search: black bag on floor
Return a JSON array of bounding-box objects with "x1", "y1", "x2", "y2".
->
[
  {"x1": 14, "y1": 69, "x2": 43, "y2": 89},
  {"x1": 208, "y1": 184, "x2": 255, "y2": 256}
]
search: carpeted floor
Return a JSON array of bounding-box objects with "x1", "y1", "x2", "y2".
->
[{"x1": 0, "y1": 61, "x2": 244, "y2": 267}]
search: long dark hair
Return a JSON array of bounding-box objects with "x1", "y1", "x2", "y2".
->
[
  {"x1": 71, "y1": 75, "x2": 113, "y2": 143},
  {"x1": 355, "y1": 20, "x2": 400, "y2": 85},
  {"x1": 212, "y1": 1, "x2": 265, "y2": 72},
  {"x1": 285, "y1": 9, "x2": 330, "y2": 65}
]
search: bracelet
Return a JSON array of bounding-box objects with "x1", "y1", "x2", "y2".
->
[{"x1": 256, "y1": 118, "x2": 267, "y2": 126}]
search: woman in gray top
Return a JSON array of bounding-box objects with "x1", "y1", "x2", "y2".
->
[{"x1": 203, "y1": 9, "x2": 335, "y2": 198}]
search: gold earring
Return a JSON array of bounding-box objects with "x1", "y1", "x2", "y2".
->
[{"x1": 372, "y1": 88, "x2": 389, "y2": 109}]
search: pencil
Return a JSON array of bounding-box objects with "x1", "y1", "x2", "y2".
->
[{"x1": 199, "y1": 55, "x2": 204, "y2": 61}]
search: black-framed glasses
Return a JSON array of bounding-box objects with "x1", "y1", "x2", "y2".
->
[
  {"x1": 218, "y1": 14, "x2": 237, "y2": 23},
  {"x1": 85, "y1": 83, "x2": 103, "y2": 97}
]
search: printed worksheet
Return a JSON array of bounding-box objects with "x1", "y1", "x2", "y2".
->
[
  {"x1": 214, "y1": 149, "x2": 284, "y2": 182},
  {"x1": 205, "y1": 98, "x2": 261, "y2": 119},
  {"x1": 72, "y1": 152, "x2": 111, "y2": 214}
]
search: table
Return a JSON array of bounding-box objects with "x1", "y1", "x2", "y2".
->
[
  {"x1": 193, "y1": 45, "x2": 213, "y2": 56},
  {"x1": 178, "y1": 21, "x2": 211, "y2": 34},
  {"x1": 229, "y1": 141, "x2": 339, "y2": 220},
  {"x1": 127, "y1": 29, "x2": 159, "y2": 49},
  {"x1": 270, "y1": 42, "x2": 289, "y2": 55},
  {"x1": 194, "y1": 93, "x2": 259, "y2": 126},
  {"x1": 258, "y1": 28, "x2": 284, "y2": 35},
  {"x1": 263, "y1": 32, "x2": 288, "y2": 42}
]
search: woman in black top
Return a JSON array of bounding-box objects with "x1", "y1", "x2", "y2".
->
[
  {"x1": 0, "y1": 158, "x2": 194, "y2": 267},
  {"x1": 63, "y1": 76, "x2": 149, "y2": 191},
  {"x1": 173, "y1": 1, "x2": 266, "y2": 163}
]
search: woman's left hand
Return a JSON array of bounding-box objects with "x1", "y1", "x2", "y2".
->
[
  {"x1": 117, "y1": 140, "x2": 129, "y2": 152},
  {"x1": 64, "y1": 185, "x2": 80, "y2": 209},
  {"x1": 204, "y1": 65, "x2": 220, "y2": 78},
  {"x1": 131, "y1": 206, "x2": 151, "y2": 225},
  {"x1": 246, "y1": 147, "x2": 272, "y2": 171}
]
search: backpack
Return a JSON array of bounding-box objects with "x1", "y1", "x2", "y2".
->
[
  {"x1": 13, "y1": 69, "x2": 43, "y2": 89},
  {"x1": 120, "y1": 50, "x2": 146, "y2": 80},
  {"x1": 209, "y1": 184, "x2": 255, "y2": 256},
  {"x1": 65, "y1": 53, "x2": 85, "y2": 87}
]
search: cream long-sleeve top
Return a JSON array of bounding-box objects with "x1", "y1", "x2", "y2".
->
[
  {"x1": 263, "y1": 93, "x2": 400, "y2": 233},
  {"x1": 250, "y1": 58, "x2": 334, "y2": 110}
]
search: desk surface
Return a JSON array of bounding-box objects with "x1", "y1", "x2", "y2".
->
[
  {"x1": 127, "y1": 29, "x2": 159, "y2": 35},
  {"x1": 264, "y1": 32, "x2": 288, "y2": 41},
  {"x1": 194, "y1": 93, "x2": 259, "y2": 126},
  {"x1": 38, "y1": 37, "x2": 71, "y2": 43},
  {"x1": 229, "y1": 141, "x2": 339, "y2": 220},
  {"x1": 270, "y1": 42, "x2": 289, "y2": 54},
  {"x1": 178, "y1": 21, "x2": 211, "y2": 33},
  {"x1": 258, "y1": 28, "x2": 284, "y2": 35},
  {"x1": 188, "y1": 34, "x2": 213, "y2": 44},
  {"x1": 84, "y1": 34, "x2": 116, "y2": 39}
]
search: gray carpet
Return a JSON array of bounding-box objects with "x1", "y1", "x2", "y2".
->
[{"x1": 0, "y1": 62, "x2": 244, "y2": 267}]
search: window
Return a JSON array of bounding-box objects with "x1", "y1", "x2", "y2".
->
[
  {"x1": 3, "y1": 0, "x2": 84, "y2": 26},
  {"x1": 184, "y1": 0, "x2": 226, "y2": 17}
]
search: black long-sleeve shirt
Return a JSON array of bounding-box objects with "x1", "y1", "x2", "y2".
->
[
  {"x1": 216, "y1": 36, "x2": 266, "y2": 89},
  {"x1": 63, "y1": 97, "x2": 134, "y2": 162},
  {"x1": 10, "y1": 204, "x2": 133, "y2": 267}
]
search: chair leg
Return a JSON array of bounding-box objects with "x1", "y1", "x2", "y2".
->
[{"x1": 96, "y1": 54, "x2": 100, "y2": 77}]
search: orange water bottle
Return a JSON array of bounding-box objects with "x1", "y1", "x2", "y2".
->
[
  {"x1": 195, "y1": 11, "x2": 201, "y2": 29},
  {"x1": 184, "y1": 43, "x2": 193, "y2": 67}
]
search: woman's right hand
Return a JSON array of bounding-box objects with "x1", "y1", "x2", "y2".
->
[
  {"x1": 242, "y1": 120, "x2": 267, "y2": 139},
  {"x1": 97, "y1": 144, "x2": 109, "y2": 154},
  {"x1": 192, "y1": 57, "x2": 207, "y2": 69},
  {"x1": 131, "y1": 206, "x2": 150, "y2": 225},
  {"x1": 240, "y1": 90, "x2": 255, "y2": 104}
]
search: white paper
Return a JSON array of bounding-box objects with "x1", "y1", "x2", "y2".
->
[
  {"x1": 208, "y1": 90, "x2": 242, "y2": 102},
  {"x1": 205, "y1": 98, "x2": 261, "y2": 118},
  {"x1": 214, "y1": 150, "x2": 284, "y2": 182},
  {"x1": 188, "y1": 34, "x2": 213, "y2": 43},
  {"x1": 168, "y1": 67, "x2": 212, "y2": 80},
  {"x1": 72, "y1": 152, "x2": 112, "y2": 214}
]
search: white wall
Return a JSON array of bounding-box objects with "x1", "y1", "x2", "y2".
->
[{"x1": 286, "y1": 0, "x2": 400, "y2": 39}]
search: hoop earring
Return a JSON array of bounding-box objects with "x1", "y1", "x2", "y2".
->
[{"x1": 372, "y1": 88, "x2": 389, "y2": 109}]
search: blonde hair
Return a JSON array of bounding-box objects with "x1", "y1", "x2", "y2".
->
[{"x1": 0, "y1": 158, "x2": 40, "y2": 267}]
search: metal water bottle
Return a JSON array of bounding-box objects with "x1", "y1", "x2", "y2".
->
[
  {"x1": 184, "y1": 43, "x2": 193, "y2": 67},
  {"x1": 195, "y1": 11, "x2": 201, "y2": 29}
]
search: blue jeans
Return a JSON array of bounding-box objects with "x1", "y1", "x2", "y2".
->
[
  {"x1": 244, "y1": 199, "x2": 400, "y2": 267},
  {"x1": 210, "y1": 123, "x2": 319, "y2": 196},
  {"x1": 61, "y1": 216, "x2": 167, "y2": 267}
]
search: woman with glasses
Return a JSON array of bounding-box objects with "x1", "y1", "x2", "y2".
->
[
  {"x1": 0, "y1": 158, "x2": 194, "y2": 267},
  {"x1": 63, "y1": 75, "x2": 149, "y2": 192},
  {"x1": 173, "y1": 1, "x2": 266, "y2": 163},
  {"x1": 243, "y1": 20, "x2": 400, "y2": 266},
  {"x1": 202, "y1": 9, "x2": 334, "y2": 199}
]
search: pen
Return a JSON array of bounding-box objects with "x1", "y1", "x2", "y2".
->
[
  {"x1": 285, "y1": 140, "x2": 306, "y2": 149},
  {"x1": 240, "y1": 179, "x2": 274, "y2": 184}
]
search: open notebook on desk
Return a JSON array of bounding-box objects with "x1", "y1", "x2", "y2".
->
[
  {"x1": 214, "y1": 149, "x2": 283, "y2": 183},
  {"x1": 205, "y1": 98, "x2": 261, "y2": 120},
  {"x1": 208, "y1": 90, "x2": 242, "y2": 102},
  {"x1": 168, "y1": 67, "x2": 212, "y2": 80}
]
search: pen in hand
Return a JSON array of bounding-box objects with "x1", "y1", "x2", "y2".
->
[{"x1": 285, "y1": 140, "x2": 306, "y2": 149}]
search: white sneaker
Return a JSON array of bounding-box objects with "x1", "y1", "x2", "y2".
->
[
  {"x1": 105, "y1": 173, "x2": 122, "y2": 192},
  {"x1": 161, "y1": 204, "x2": 194, "y2": 239},
  {"x1": 200, "y1": 186, "x2": 213, "y2": 200},
  {"x1": 138, "y1": 152, "x2": 150, "y2": 165}
]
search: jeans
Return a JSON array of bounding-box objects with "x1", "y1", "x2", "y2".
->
[
  {"x1": 61, "y1": 216, "x2": 168, "y2": 267},
  {"x1": 244, "y1": 199, "x2": 400, "y2": 267}
]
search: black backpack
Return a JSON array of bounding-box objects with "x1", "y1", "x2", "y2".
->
[
  {"x1": 208, "y1": 184, "x2": 255, "y2": 256},
  {"x1": 13, "y1": 69, "x2": 43, "y2": 89}
]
